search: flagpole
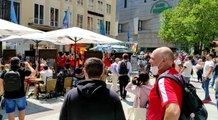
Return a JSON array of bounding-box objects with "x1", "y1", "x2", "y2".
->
[
  {"x1": 62, "y1": 8, "x2": 70, "y2": 52},
  {"x1": 127, "y1": 23, "x2": 131, "y2": 49}
]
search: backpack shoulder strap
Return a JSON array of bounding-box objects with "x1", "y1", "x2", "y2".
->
[{"x1": 156, "y1": 74, "x2": 184, "y2": 98}]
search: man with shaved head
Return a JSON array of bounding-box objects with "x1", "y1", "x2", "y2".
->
[{"x1": 147, "y1": 47, "x2": 183, "y2": 120}]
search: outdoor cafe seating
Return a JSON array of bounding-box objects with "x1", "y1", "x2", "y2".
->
[
  {"x1": 37, "y1": 77, "x2": 57, "y2": 100},
  {"x1": 63, "y1": 77, "x2": 73, "y2": 94}
]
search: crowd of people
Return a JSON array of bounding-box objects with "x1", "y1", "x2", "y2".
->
[{"x1": 0, "y1": 47, "x2": 217, "y2": 120}]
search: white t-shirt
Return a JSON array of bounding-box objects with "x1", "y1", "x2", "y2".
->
[
  {"x1": 40, "y1": 69, "x2": 53, "y2": 84},
  {"x1": 203, "y1": 60, "x2": 214, "y2": 78},
  {"x1": 182, "y1": 60, "x2": 192, "y2": 77},
  {"x1": 174, "y1": 59, "x2": 182, "y2": 72},
  {"x1": 109, "y1": 62, "x2": 118, "y2": 74}
]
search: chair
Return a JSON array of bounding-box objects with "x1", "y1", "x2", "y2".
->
[
  {"x1": 64, "y1": 77, "x2": 72, "y2": 94},
  {"x1": 46, "y1": 79, "x2": 57, "y2": 96},
  {"x1": 38, "y1": 77, "x2": 57, "y2": 100}
]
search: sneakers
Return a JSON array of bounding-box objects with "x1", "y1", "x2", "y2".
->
[{"x1": 202, "y1": 98, "x2": 212, "y2": 103}]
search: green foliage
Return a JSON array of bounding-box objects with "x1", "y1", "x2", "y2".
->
[{"x1": 159, "y1": 0, "x2": 218, "y2": 53}]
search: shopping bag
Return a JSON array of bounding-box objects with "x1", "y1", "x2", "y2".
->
[{"x1": 127, "y1": 107, "x2": 147, "y2": 120}]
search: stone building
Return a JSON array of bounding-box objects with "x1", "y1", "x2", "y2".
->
[{"x1": 116, "y1": 0, "x2": 179, "y2": 51}]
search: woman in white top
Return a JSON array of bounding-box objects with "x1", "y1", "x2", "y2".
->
[{"x1": 125, "y1": 73, "x2": 152, "y2": 108}]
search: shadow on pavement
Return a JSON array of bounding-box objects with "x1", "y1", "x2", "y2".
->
[
  {"x1": 37, "y1": 97, "x2": 64, "y2": 104},
  {"x1": 122, "y1": 99, "x2": 133, "y2": 106},
  {"x1": 0, "y1": 100, "x2": 53, "y2": 120}
]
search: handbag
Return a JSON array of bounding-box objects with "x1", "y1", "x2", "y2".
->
[{"x1": 127, "y1": 87, "x2": 147, "y2": 120}]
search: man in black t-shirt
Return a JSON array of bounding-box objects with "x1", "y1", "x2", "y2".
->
[{"x1": 0, "y1": 57, "x2": 35, "y2": 120}]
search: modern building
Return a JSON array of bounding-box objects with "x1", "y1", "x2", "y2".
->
[
  {"x1": 116, "y1": 0, "x2": 179, "y2": 51},
  {"x1": 0, "y1": 0, "x2": 117, "y2": 54}
]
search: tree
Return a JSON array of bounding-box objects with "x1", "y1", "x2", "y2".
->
[{"x1": 159, "y1": 0, "x2": 218, "y2": 54}]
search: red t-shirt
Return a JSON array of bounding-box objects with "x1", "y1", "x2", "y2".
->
[
  {"x1": 147, "y1": 68, "x2": 183, "y2": 120},
  {"x1": 57, "y1": 56, "x2": 66, "y2": 67},
  {"x1": 70, "y1": 59, "x2": 80, "y2": 68},
  {"x1": 103, "y1": 58, "x2": 111, "y2": 68}
]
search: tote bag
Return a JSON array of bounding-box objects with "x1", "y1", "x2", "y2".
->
[{"x1": 127, "y1": 87, "x2": 147, "y2": 120}]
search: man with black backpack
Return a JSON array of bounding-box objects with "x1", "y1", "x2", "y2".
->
[
  {"x1": 117, "y1": 53, "x2": 131, "y2": 100},
  {"x1": 0, "y1": 57, "x2": 35, "y2": 120},
  {"x1": 147, "y1": 47, "x2": 207, "y2": 120}
]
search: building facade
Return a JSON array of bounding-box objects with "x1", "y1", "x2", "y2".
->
[
  {"x1": 0, "y1": 0, "x2": 116, "y2": 54},
  {"x1": 116, "y1": 0, "x2": 179, "y2": 51}
]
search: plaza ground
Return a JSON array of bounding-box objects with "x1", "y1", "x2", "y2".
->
[{"x1": 0, "y1": 75, "x2": 217, "y2": 120}]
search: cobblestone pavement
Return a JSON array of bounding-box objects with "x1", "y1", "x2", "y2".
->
[{"x1": 0, "y1": 76, "x2": 217, "y2": 120}]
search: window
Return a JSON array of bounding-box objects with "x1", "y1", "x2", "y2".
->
[
  {"x1": 118, "y1": 24, "x2": 122, "y2": 33},
  {"x1": 98, "y1": 1, "x2": 103, "y2": 13},
  {"x1": 77, "y1": 14, "x2": 83, "y2": 28},
  {"x1": 87, "y1": 16, "x2": 93, "y2": 30},
  {"x1": 124, "y1": 0, "x2": 127, "y2": 8},
  {"x1": 106, "y1": 4, "x2": 111, "y2": 14},
  {"x1": 34, "y1": 4, "x2": 44, "y2": 24},
  {"x1": 0, "y1": 1, "x2": 20, "y2": 23},
  {"x1": 118, "y1": 23, "x2": 128, "y2": 33},
  {"x1": 106, "y1": 21, "x2": 110, "y2": 35},
  {"x1": 97, "y1": 19, "x2": 102, "y2": 33},
  {"x1": 77, "y1": 0, "x2": 83, "y2": 5},
  {"x1": 138, "y1": 20, "x2": 142, "y2": 31},
  {"x1": 88, "y1": 0, "x2": 94, "y2": 10},
  {"x1": 50, "y1": 7, "x2": 59, "y2": 27}
]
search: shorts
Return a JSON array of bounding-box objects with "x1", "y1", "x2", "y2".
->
[{"x1": 5, "y1": 97, "x2": 26, "y2": 113}]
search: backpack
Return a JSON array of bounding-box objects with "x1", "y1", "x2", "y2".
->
[
  {"x1": 3, "y1": 70, "x2": 22, "y2": 92},
  {"x1": 156, "y1": 74, "x2": 208, "y2": 120},
  {"x1": 119, "y1": 61, "x2": 129, "y2": 74}
]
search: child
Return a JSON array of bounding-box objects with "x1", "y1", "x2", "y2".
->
[{"x1": 125, "y1": 72, "x2": 152, "y2": 108}]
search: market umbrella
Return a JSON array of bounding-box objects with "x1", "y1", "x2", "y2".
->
[
  {"x1": 1, "y1": 27, "x2": 123, "y2": 70},
  {"x1": 0, "y1": 32, "x2": 56, "y2": 70},
  {"x1": 0, "y1": 32, "x2": 56, "y2": 56},
  {"x1": 41, "y1": 27, "x2": 122, "y2": 44},
  {"x1": 39, "y1": 27, "x2": 122, "y2": 68},
  {"x1": 0, "y1": 18, "x2": 42, "y2": 36}
]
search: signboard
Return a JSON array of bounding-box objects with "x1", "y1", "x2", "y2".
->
[{"x1": 151, "y1": 0, "x2": 172, "y2": 13}]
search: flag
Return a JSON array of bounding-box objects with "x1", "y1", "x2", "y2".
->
[
  {"x1": 127, "y1": 31, "x2": 131, "y2": 42},
  {"x1": 63, "y1": 10, "x2": 69, "y2": 28},
  {"x1": 10, "y1": 0, "x2": 18, "y2": 23},
  {"x1": 100, "y1": 19, "x2": 106, "y2": 35},
  {"x1": 127, "y1": 31, "x2": 131, "y2": 48},
  {"x1": 127, "y1": 23, "x2": 132, "y2": 48},
  {"x1": 132, "y1": 43, "x2": 138, "y2": 53}
]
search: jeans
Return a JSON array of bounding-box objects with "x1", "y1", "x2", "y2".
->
[
  {"x1": 210, "y1": 73, "x2": 218, "y2": 87},
  {"x1": 119, "y1": 75, "x2": 129, "y2": 99},
  {"x1": 5, "y1": 97, "x2": 26, "y2": 113},
  {"x1": 197, "y1": 69, "x2": 203, "y2": 82},
  {"x1": 202, "y1": 77, "x2": 211, "y2": 100},
  {"x1": 73, "y1": 77, "x2": 78, "y2": 87}
]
